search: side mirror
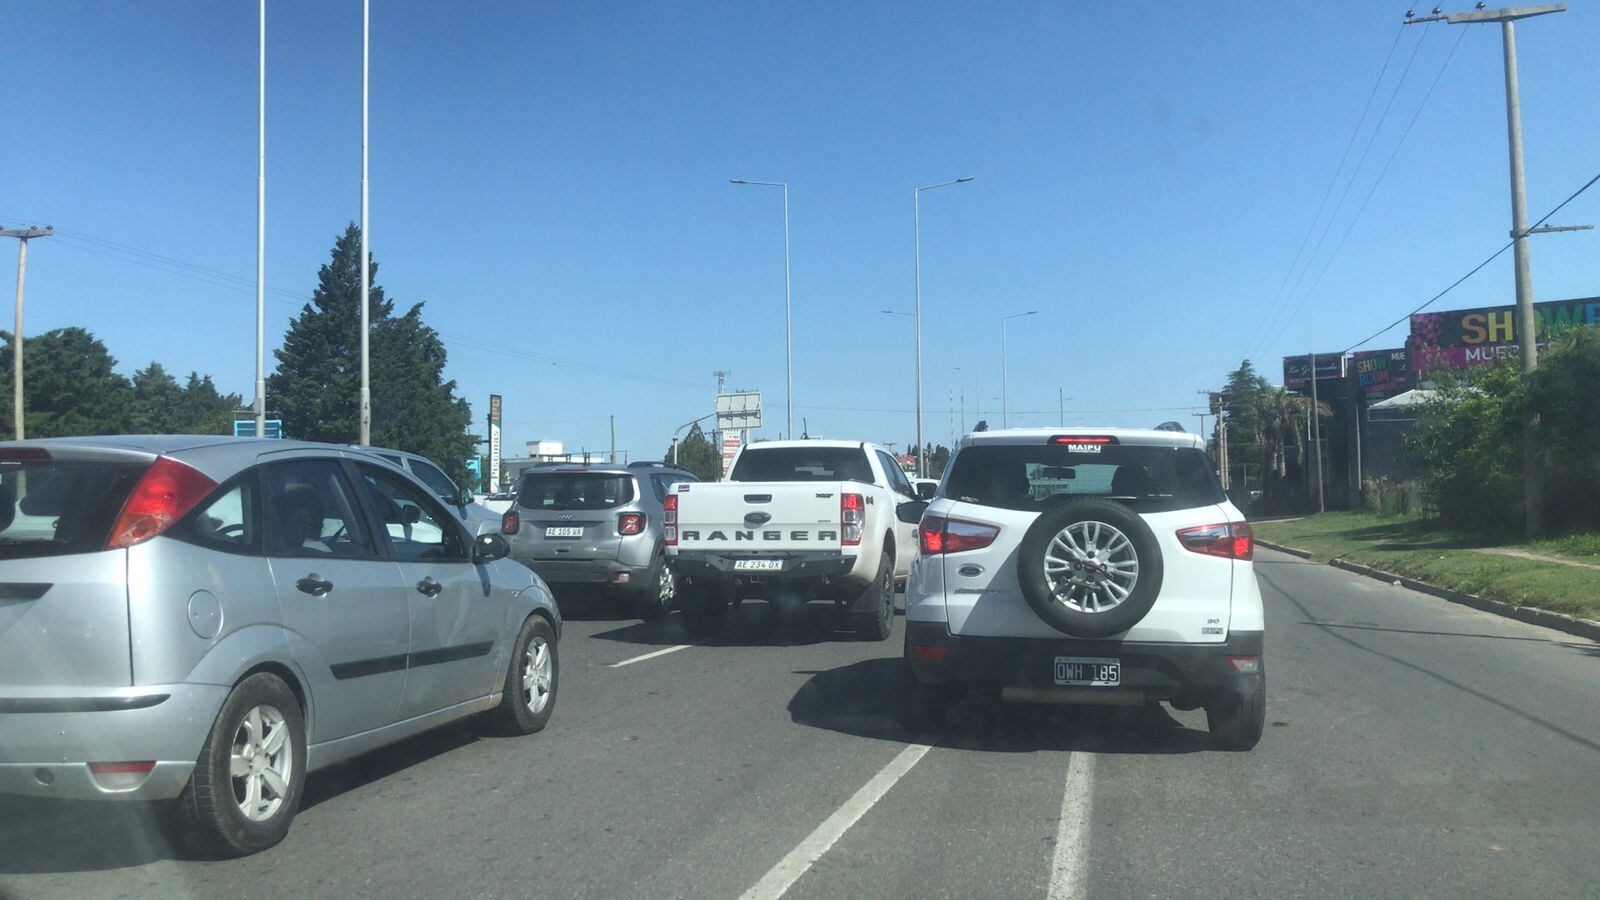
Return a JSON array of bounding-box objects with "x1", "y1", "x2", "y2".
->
[
  {"x1": 402, "y1": 505, "x2": 423, "y2": 526},
  {"x1": 915, "y1": 481, "x2": 937, "y2": 501},
  {"x1": 896, "y1": 500, "x2": 928, "y2": 525},
  {"x1": 459, "y1": 486, "x2": 475, "y2": 507},
  {"x1": 474, "y1": 532, "x2": 510, "y2": 564}
]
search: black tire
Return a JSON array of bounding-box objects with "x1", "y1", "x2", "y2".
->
[
  {"x1": 681, "y1": 584, "x2": 729, "y2": 639},
  {"x1": 172, "y1": 672, "x2": 307, "y2": 858},
  {"x1": 853, "y1": 552, "x2": 895, "y2": 641},
  {"x1": 487, "y1": 614, "x2": 559, "y2": 736},
  {"x1": 1206, "y1": 676, "x2": 1266, "y2": 751},
  {"x1": 1015, "y1": 498, "x2": 1165, "y2": 639},
  {"x1": 639, "y1": 554, "x2": 676, "y2": 622}
]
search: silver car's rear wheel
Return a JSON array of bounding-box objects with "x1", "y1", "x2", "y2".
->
[
  {"x1": 490, "y1": 614, "x2": 559, "y2": 735},
  {"x1": 230, "y1": 704, "x2": 293, "y2": 822},
  {"x1": 1043, "y1": 520, "x2": 1140, "y2": 613},
  {"x1": 523, "y1": 636, "x2": 554, "y2": 715}
]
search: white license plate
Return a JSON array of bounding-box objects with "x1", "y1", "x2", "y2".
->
[
  {"x1": 733, "y1": 559, "x2": 784, "y2": 571},
  {"x1": 544, "y1": 526, "x2": 584, "y2": 538},
  {"x1": 1054, "y1": 656, "x2": 1121, "y2": 686}
]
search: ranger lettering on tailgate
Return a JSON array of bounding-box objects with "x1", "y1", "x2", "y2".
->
[{"x1": 680, "y1": 530, "x2": 839, "y2": 542}]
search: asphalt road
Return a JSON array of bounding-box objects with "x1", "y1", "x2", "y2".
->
[{"x1": 3, "y1": 548, "x2": 1599, "y2": 898}]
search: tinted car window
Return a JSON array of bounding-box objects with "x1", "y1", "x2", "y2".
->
[
  {"x1": 729, "y1": 447, "x2": 873, "y2": 483},
  {"x1": 357, "y1": 465, "x2": 467, "y2": 562},
  {"x1": 945, "y1": 444, "x2": 1224, "y2": 514},
  {"x1": 518, "y1": 473, "x2": 635, "y2": 510},
  {"x1": 409, "y1": 459, "x2": 459, "y2": 503},
  {"x1": 0, "y1": 461, "x2": 144, "y2": 559},
  {"x1": 875, "y1": 450, "x2": 913, "y2": 496},
  {"x1": 649, "y1": 472, "x2": 694, "y2": 502},
  {"x1": 178, "y1": 478, "x2": 258, "y2": 553},
  {"x1": 261, "y1": 460, "x2": 376, "y2": 559}
]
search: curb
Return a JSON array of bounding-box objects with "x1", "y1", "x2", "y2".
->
[{"x1": 1253, "y1": 540, "x2": 1600, "y2": 643}]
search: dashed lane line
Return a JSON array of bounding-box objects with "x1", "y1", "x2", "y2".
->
[
  {"x1": 1047, "y1": 751, "x2": 1095, "y2": 900},
  {"x1": 608, "y1": 644, "x2": 692, "y2": 667}
]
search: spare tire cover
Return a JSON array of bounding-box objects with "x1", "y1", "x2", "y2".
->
[{"x1": 1015, "y1": 498, "x2": 1164, "y2": 639}]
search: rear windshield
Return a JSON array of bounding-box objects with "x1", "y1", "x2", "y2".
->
[
  {"x1": 944, "y1": 443, "x2": 1224, "y2": 514},
  {"x1": 517, "y1": 473, "x2": 635, "y2": 510},
  {"x1": 729, "y1": 447, "x2": 873, "y2": 483},
  {"x1": 0, "y1": 461, "x2": 145, "y2": 559}
]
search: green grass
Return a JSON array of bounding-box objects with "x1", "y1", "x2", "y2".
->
[{"x1": 1253, "y1": 511, "x2": 1600, "y2": 621}]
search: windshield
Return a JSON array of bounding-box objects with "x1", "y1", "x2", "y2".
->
[
  {"x1": 517, "y1": 473, "x2": 634, "y2": 510},
  {"x1": 729, "y1": 447, "x2": 873, "y2": 483},
  {"x1": 0, "y1": 461, "x2": 144, "y2": 559},
  {"x1": 945, "y1": 444, "x2": 1224, "y2": 513}
]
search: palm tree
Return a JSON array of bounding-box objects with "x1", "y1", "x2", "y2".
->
[{"x1": 1256, "y1": 387, "x2": 1330, "y2": 500}]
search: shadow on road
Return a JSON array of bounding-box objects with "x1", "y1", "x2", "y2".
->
[
  {"x1": 787, "y1": 658, "x2": 1210, "y2": 755},
  {"x1": 590, "y1": 596, "x2": 903, "y2": 648}
]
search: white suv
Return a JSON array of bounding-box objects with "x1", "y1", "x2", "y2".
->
[{"x1": 903, "y1": 427, "x2": 1265, "y2": 750}]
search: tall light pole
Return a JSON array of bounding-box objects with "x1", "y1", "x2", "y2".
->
[
  {"x1": 913, "y1": 177, "x2": 974, "y2": 475},
  {"x1": 953, "y1": 366, "x2": 979, "y2": 432},
  {"x1": 730, "y1": 179, "x2": 792, "y2": 437},
  {"x1": 1000, "y1": 310, "x2": 1038, "y2": 428},
  {"x1": 254, "y1": 0, "x2": 266, "y2": 438},
  {"x1": 357, "y1": 0, "x2": 372, "y2": 445},
  {"x1": 2, "y1": 226, "x2": 51, "y2": 440},
  {"x1": 1404, "y1": 3, "x2": 1565, "y2": 536}
]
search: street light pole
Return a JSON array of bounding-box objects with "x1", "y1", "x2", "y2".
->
[
  {"x1": 1000, "y1": 310, "x2": 1038, "y2": 429},
  {"x1": 913, "y1": 177, "x2": 973, "y2": 476},
  {"x1": 358, "y1": 0, "x2": 371, "y2": 445},
  {"x1": 2, "y1": 226, "x2": 51, "y2": 440},
  {"x1": 730, "y1": 179, "x2": 793, "y2": 438},
  {"x1": 953, "y1": 367, "x2": 979, "y2": 432},
  {"x1": 255, "y1": 0, "x2": 266, "y2": 438}
]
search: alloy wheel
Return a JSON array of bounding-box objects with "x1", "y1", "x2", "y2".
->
[
  {"x1": 523, "y1": 637, "x2": 554, "y2": 714},
  {"x1": 1042, "y1": 520, "x2": 1140, "y2": 613},
  {"x1": 229, "y1": 704, "x2": 293, "y2": 822}
]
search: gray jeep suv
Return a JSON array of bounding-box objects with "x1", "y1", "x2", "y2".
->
[{"x1": 502, "y1": 461, "x2": 697, "y2": 619}]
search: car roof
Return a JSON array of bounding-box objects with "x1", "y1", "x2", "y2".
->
[
  {"x1": 525, "y1": 462, "x2": 692, "y2": 476},
  {"x1": 4, "y1": 434, "x2": 347, "y2": 456},
  {"x1": 740, "y1": 440, "x2": 865, "y2": 451},
  {"x1": 958, "y1": 427, "x2": 1203, "y2": 450}
]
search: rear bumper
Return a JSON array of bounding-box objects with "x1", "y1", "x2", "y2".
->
[
  {"x1": 904, "y1": 621, "x2": 1264, "y2": 702},
  {"x1": 0, "y1": 682, "x2": 228, "y2": 801},
  {"x1": 670, "y1": 550, "x2": 860, "y2": 586},
  {"x1": 521, "y1": 557, "x2": 651, "y2": 591}
]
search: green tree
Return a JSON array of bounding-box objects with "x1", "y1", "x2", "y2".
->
[
  {"x1": 1526, "y1": 325, "x2": 1600, "y2": 533},
  {"x1": 0, "y1": 327, "x2": 133, "y2": 437},
  {"x1": 1406, "y1": 362, "x2": 1524, "y2": 536},
  {"x1": 131, "y1": 363, "x2": 186, "y2": 432},
  {"x1": 666, "y1": 424, "x2": 720, "y2": 482},
  {"x1": 269, "y1": 225, "x2": 476, "y2": 482}
]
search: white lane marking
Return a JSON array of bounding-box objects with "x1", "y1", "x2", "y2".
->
[
  {"x1": 1047, "y1": 751, "x2": 1095, "y2": 900},
  {"x1": 741, "y1": 742, "x2": 933, "y2": 900},
  {"x1": 608, "y1": 644, "x2": 691, "y2": 668}
]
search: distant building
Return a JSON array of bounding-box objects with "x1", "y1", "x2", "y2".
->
[{"x1": 499, "y1": 439, "x2": 609, "y2": 487}]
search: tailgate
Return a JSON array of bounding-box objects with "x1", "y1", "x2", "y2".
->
[{"x1": 674, "y1": 482, "x2": 844, "y2": 553}]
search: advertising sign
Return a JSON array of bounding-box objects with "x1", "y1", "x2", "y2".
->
[
  {"x1": 716, "y1": 391, "x2": 763, "y2": 430},
  {"x1": 233, "y1": 419, "x2": 283, "y2": 439},
  {"x1": 720, "y1": 431, "x2": 742, "y2": 477},
  {"x1": 488, "y1": 394, "x2": 503, "y2": 490},
  {"x1": 1409, "y1": 296, "x2": 1600, "y2": 373},
  {"x1": 1282, "y1": 354, "x2": 1346, "y2": 391},
  {"x1": 1351, "y1": 347, "x2": 1411, "y2": 395}
]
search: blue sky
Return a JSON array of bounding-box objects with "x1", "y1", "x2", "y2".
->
[{"x1": 3, "y1": 1, "x2": 1598, "y2": 459}]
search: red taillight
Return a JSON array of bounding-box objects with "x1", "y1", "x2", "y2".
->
[
  {"x1": 912, "y1": 644, "x2": 950, "y2": 663},
  {"x1": 663, "y1": 494, "x2": 678, "y2": 546},
  {"x1": 1227, "y1": 656, "x2": 1261, "y2": 673},
  {"x1": 841, "y1": 492, "x2": 864, "y2": 546},
  {"x1": 1049, "y1": 435, "x2": 1117, "y2": 445},
  {"x1": 1176, "y1": 521, "x2": 1253, "y2": 560},
  {"x1": 106, "y1": 457, "x2": 218, "y2": 550},
  {"x1": 88, "y1": 761, "x2": 157, "y2": 775},
  {"x1": 501, "y1": 510, "x2": 520, "y2": 535},
  {"x1": 618, "y1": 512, "x2": 645, "y2": 535},
  {"x1": 917, "y1": 515, "x2": 1000, "y2": 555}
]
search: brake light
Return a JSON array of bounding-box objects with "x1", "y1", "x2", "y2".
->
[
  {"x1": 88, "y1": 760, "x2": 156, "y2": 791},
  {"x1": 618, "y1": 512, "x2": 645, "y2": 535},
  {"x1": 1049, "y1": 435, "x2": 1117, "y2": 445},
  {"x1": 841, "y1": 493, "x2": 863, "y2": 546},
  {"x1": 501, "y1": 510, "x2": 521, "y2": 535},
  {"x1": 1227, "y1": 656, "x2": 1261, "y2": 673},
  {"x1": 918, "y1": 515, "x2": 1000, "y2": 555},
  {"x1": 1176, "y1": 521, "x2": 1253, "y2": 560},
  {"x1": 912, "y1": 644, "x2": 950, "y2": 663},
  {"x1": 106, "y1": 457, "x2": 218, "y2": 550},
  {"x1": 663, "y1": 494, "x2": 677, "y2": 546}
]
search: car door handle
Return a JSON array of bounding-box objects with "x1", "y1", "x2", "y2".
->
[
  {"x1": 296, "y1": 575, "x2": 333, "y2": 596},
  {"x1": 416, "y1": 577, "x2": 443, "y2": 597}
]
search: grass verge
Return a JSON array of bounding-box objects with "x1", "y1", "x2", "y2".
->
[{"x1": 1252, "y1": 511, "x2": 1600, "y2": 622}]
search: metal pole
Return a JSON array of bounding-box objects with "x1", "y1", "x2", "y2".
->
[
  {"x1": 1310, "y1": 353, "x2": 1325, "y2": 513},
  {"x1": 609, "y1": 414, "x2": 616, "y2": 464},
  {"x1": 12, "y1": 239, "x2": 27, "y2": 441},
  {"x1": 255, "y1": 0, "x2": 267, "y2": 438},
  {"x1": 358, "y1": 0, "x2": 371, "y2": 445},
  {"x1": 914, "y1": 190, "x2": 923, "y2": 475},
  {"x1": 1058, "y1": 388, "x2": 1064, "y2": 427},
  {"x1": 1000, "y1": 317, "x2": 1008, "y2": 429},
  {"x1": 782, "y1": 184, "x2": 793, "y2": 441},
  {"x1": 1501, "y1": 19, "x2": 1545, "y2": 537}
]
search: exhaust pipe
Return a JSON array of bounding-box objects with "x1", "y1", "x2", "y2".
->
[{"x1": 1001, "y1": 687, "x2": 1147, "y2": 707}]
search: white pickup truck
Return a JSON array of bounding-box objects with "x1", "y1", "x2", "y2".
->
[{"x1": 665, "y1": 439, "x2": 934, "y2": 640}]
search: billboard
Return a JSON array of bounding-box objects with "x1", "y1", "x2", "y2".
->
[
  {"x1": 488, "y1": 394, "x2": 503, "y2": 490},
  {"x1": 1351, "y1": 347, "x2": 1411, "y2": 395},
  {"x1": 1409, "y1": 296, "x2": 1600, "y2": 373},
  {"x1": 1282, "y1": 354, "x2": 1346, "y2": 390},
  {"x1": 716, "y1": 391, "x2": 762, "y2": 430},
  {"x1": 720, "y1": 431, "x2": 742, "y2": 477}
]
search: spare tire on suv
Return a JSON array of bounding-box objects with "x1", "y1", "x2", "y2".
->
[{"x1": 1015, "y1": 498, "x2": 1164, "y2": 639}]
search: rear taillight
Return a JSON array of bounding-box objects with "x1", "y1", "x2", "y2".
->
[
  {"x1": 663, "y1": 494, "x2": 677, "y2": 546},
  {"x1": 917, "y1": 515, "x2": 1001, "y2": 555},
  {"x1": 88, "y1": 760, "x2": 156, "y2": 791},
  {"x1": 106, "y1": 457, "x2": 218, "y2": 550},
  {"x1": 501, "y1": 510, "x2": 520, "y2": 535},
  {"x1": 1227, "y1": 656, "x2": 1261, "y2": 673},
  {"x1": 618, "y1": 512, "x2": 645, "y2": 535},
  {"x1": 841, "y1": 493, "x2": 864, "y2": 546},
  {"x1": 1176, "y1": 521, "x2": 1253, "y2": 560}
]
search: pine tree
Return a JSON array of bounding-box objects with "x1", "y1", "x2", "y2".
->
[
  {"x1": 665, "y1": 424, "x2": 721, "y2": 482},
  {"x1": 0, "y1": 327, "x2": 133, "y2": 437}
]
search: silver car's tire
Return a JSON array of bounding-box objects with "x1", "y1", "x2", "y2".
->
[
  {"x1": 489, "y1": 614, "x2": 559, "y2": 736},
  {"x1": 173, "y1": 672, "x2": 307, "y2": 858}
]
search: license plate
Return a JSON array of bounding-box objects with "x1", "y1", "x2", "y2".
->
[
  {"x1": 733, "y1": 559, "x2": 784, "y2": 571},
  {"x1": 544, "y1": 526, "x2": 584, "y2": 538},
  {"x1": 1054, "y1": 657, "x2": 1120, "y2": 686}
]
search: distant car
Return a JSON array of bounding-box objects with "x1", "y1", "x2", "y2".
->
[
  {"x1": 502, "y1": 462, "x2": 699, "y2": 619},
  {"x1": 351, "y1": 445, "x2": 501, "y2": 536},
  {"x1": 0, "y1": 436, "x2": 562, "y2": 856}
]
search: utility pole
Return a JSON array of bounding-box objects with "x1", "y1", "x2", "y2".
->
[
  {"x1": 609, "y1": 414, "x2": 616, "y2": 464},
  {"x1": 2, "y1": 226, "x2": 51, "y2": 440},
  {"x1": 254, "y1": 0, "x2": 267, "y2": 438},
  {"x1": 1405, "y1": 3, "x2": 1564, "y2": 535},
  {"x1": 1058, "y1": 388, "x2": 1065, "y2": 427},
  {"x1": 358, "y1": 0, "x2": 372, "y2": 445},
  {"x1": 1309, "y1": 353, "x2": 1325, "y2": 513}
]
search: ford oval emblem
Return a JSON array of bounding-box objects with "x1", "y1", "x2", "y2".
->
[
  {"x1": 958, "y1": 564, "x2": 984, "y2": 577},
  {"x1": 744, "y1": 511, "x2": 772, "y2": 527}
]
